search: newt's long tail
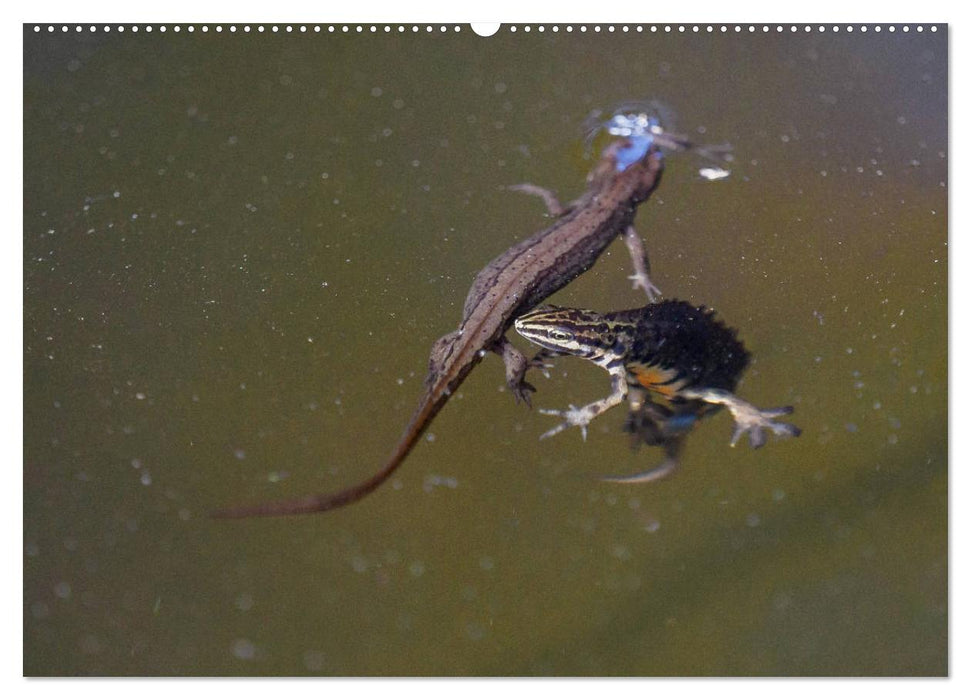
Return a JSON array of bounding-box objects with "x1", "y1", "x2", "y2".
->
[{"x1": 211, "y1": 382, "x2": 456, "y2": 518}]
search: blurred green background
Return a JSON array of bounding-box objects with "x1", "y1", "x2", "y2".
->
[{"x1": 24, "y1": 24, "x2": 946, "y2": 675}]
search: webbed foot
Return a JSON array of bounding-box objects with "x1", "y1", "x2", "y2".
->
[
  {"x1": 679, "y1": 387, "x2": 801, "y2": 449},
  {"x1": 727, "y1": 404, "x2": 801, "y2": 448},
  {"x1": 511, "y1": 379, "x2": 537, "y2": 407},
  {"x1": 628, "y1": 271, "x2": 662, "y2": 303}
]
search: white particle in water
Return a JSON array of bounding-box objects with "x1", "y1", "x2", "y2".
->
[
  {"x1": 231, "y1": 638, "x2": 256, "y2": 660},
  {"x1": 699, "y1": 166, "x2": 731, "y2": 181}
]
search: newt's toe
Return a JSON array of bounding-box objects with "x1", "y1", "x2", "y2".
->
[{"x1": 512, "y1": 380, "x2": 537, "y2": 407}]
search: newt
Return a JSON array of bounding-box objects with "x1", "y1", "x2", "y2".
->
[
  {"x1": 513, "y1": 300, "x2": 801, "y2": 482},
  {"x1": 213, "y1": 113, "x2": 708, "y2": 517}
]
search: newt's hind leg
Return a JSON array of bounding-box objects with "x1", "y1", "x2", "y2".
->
[
  {"x1": 508, "y1": 183, "x2": 565, "y2": 217},
  {"x1": 425, "y1": 330, "x2": 461, "y2": 389},
  {"x1": 602, "y1": 395, "x2": 688, "y2": 483},
  {"x1": 680, "y1": 387, "x2": 801, "y2": 448},
  {"x1": 492, "y1": 335, "x2": 536, "y2": 406},
  {"x1": 624, "y1": 397, "x2": 698, "y2": 448}
]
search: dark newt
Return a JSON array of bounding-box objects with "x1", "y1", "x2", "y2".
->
[
  {"x1": 213, "y1": 117, "x2": 706, "y2": 517},
  {"x1": 514, "y1": 300, "x2": 800, "y2": 482}
]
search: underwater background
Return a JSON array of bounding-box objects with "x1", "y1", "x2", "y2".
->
[{"x1": 24, "y1": 24, "x2": 946, "y2": 675}]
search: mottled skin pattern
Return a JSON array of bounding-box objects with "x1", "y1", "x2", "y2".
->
[{"x1": 213, "y1": 139, "x2": 666, "y2": 518}]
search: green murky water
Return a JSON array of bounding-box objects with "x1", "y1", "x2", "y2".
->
[{"x1": 24, "y1": 25, "x2": 947, "y2": 675}]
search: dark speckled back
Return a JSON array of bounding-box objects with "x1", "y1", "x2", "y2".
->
[{"x1": 619, "y1": 301, "x2": 750, "y2": 391}]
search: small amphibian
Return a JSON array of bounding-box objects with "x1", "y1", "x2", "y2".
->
[
  {"x1": 213, "y1": 111, "x2": 715, "y2": 517},
  {"x1": 514, "y1": 300, "x2": 800, "y2": 482}
]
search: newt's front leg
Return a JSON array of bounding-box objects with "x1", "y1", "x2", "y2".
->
[{"x1": 538, "y1": 368, "x2": 628, "y2": 440}]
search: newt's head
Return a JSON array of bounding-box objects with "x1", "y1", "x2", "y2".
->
[
  {"x1": 585, "y1": 106, "x2": 733, "y2": 183},
  {"x1": 585, "y1": 109, "x2": 665, "y2": 176},
  {"x1": 604, "y1": 112, "x2": 663, "y2": 171},
  {"x1": 584, "y1": 110, "x2": 667, "y2": 190}
]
